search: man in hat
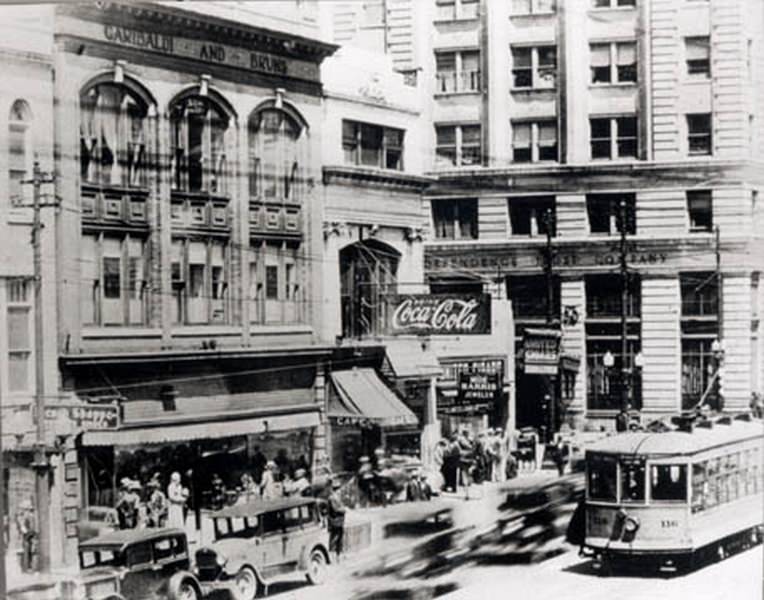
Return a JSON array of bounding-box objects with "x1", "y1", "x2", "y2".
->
[
  {"x1": 285, "y1": 469, "x2": 311, "y2": 497},
  {"x1": 210, "y1": 474, "x2": 227, "y2": 511},
  {"x1": 117, "y1": 479, "x2": 140, "y2": 529},
  {"x1": 147, "y1": 474, "x2": 168, "y2": 528},
  {"x1": 16, "y1": 499, "x2": 36, "y2": 572},
  {"x1": 327, "y1": 478, "x2": 346, "y2": 562}
]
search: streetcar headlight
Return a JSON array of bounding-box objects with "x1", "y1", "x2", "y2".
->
[{"x1": 623, "y1": 516, "x2": 640, "y2": 534}]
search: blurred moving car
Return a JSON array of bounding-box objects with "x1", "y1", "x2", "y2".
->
[
  {"x1": 193, "y1": 497, "x2": 331, "y2": 600},
  {"x1": 78, "y1": 506, "x2": 118, "y2": 542}
]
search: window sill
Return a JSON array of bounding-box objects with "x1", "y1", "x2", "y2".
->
[
  {"x1": 589, "y1": 82, "x2": 638, "y2": 89},
  {"x1": 434, "y1": 90, "x2": 482, "y2": 98},
  {"x1": 588, "y1": 6, "x2": 637, "y2": 13},
  {"x1": 509, "y1": 160, "x2": 560, "y2": 167},
  {"x1": 509, "y1": 11, "x2": 556, "y2": 18},
  {"x1": 82, "y1": 326, "x2": 162, "y2": 339},
  {"x1": 248, "y1": 323, "x2": 313, "y2": 335},
  {"x1": 172, "y1": 325, "x2": 240, "y2": 337},
  {"x1": 683, "y1": 76, "x2": 712, "y2": 84},
  {"x1": 433, "y1": 17, "x2": 480, "y2": 25},
  {"x1": 510, "y1": 87, "x2": 557, "y2": 94}
]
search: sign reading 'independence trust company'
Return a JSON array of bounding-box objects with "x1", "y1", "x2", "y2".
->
[{"x1": 386, "y1": 294, "x2": 491, "y2": 336}]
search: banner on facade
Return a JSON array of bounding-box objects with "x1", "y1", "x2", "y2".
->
[
  {"x1": 457, "y1": 372, "x2": 501, "y2": 405},
  {"x1": 523, "y1": 328, "x2": 562, "y2": 375},
  {"x1": 385, "y1": 294, "x2": 491, "y2": 335}
]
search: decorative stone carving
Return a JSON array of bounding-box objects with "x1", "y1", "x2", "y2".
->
[
  {"x1": 405, "y1": 226, "x2": 426, "y2": 242},
  {"x1": 323, "y1": 220, "x2": 348, "y2": 240}
]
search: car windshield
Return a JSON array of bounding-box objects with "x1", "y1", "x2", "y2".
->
[
  {"x1": 620, "y1": 460, "x2": 646, "y2": 503},
  {"x1": 80, "y1": 548, "x2": 124, "y2": 569},
  {"x1": 214, "y1": 516, "x2": 260, "y2": 540},
  {"x1": 588, "y1": 454, "x2": 617, "y2": 502}
]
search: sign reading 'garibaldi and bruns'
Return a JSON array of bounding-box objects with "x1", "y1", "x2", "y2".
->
[{"x1": 386, "y1": 294, "x2": 491, "y2": 336}]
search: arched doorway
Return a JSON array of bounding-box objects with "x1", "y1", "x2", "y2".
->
[{"x1": 339, "y1": 239, "x2": 400, "y2": 338}]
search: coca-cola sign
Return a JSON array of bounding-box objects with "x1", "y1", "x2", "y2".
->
[{"x1": 386, "y1": 294, "x2": 491, "y2": 335}]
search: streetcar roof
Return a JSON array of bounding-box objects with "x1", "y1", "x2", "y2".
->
[{"x1": 585, "y1": 419, "x2": 763, "y2": 457}]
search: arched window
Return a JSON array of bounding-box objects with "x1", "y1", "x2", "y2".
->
[
  {"x1": 249, "y1": 107, "x2": 305, "y2": 202},
  {"x1": 8, "y1": 100, "x2": 32, "y2": 208},
  {"x1": 339, "y1": 240, "x2": 400, "y2": 337},
  {"x1": 170, "y1": 95, "x2": 230, "y2": 195},
  {"x1": 80, "y1": 83, "x2": 149, "y2": 188}
]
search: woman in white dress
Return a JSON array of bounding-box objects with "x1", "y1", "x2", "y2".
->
[{"x1": 167, "y1": 472, "x2": 186, "y2": 529}]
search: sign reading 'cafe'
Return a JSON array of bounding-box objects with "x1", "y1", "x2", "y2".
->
[{"x1": 386, "y1": 294, "x2": 491, "y2": 336}]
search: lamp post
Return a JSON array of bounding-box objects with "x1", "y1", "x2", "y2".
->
[{"x1": 602, "y1": 350, "x2": 615, "y2": 406}]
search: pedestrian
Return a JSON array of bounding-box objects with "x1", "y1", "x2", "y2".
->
[
  {"x1": 239, "y1": 473, "x2": 258, "y2": 503},
  {"x1": 458, "y1": 429, "x2": 475, "y2": 500},
  {"x1": 327, "y1": 478, "x2": 346, "y2": 562},
  {"x1": 488, "y1": 429, "x2": 501, "y2": 483},
  {"x1": 117, "y1": 479, "x2": 140, "y2": 529},
  {"x1": 210, "y1": 473, "x2": 227, "y2": 510},
  {"x1": 750, "y1": 392, "x2": 764, "y2": 419},
  {"x1": 16, "y1": 499, "x2": 36, "y2": 572},
  {"x1": 406, "y1": 471, "x2": 422, "y2": 502},
  {"x1": 167, "y1": 472, "x2": 186, "y2": 529},
  {"x1": 286, "y1": 468, "x2": 311, "y2": 497},
  {"x1": 551, "y1": 435, "x2": 569, "y2": 477},
  {"x1": 260, "y1": 461, "x2": 280, "y2": 500},
  {"x1": 251, "y1": 446, "x2": 267, "y2": 485},
  {"x1": 147, "y1": 474, "x2": 168, "y2": 527},
  {"x1": 445, "y1": 434, "x2": 461, "y2": 492},
  {"x1": 357, "y1": 456, "x2": 375, "y2": 507},
  {"x1": 615, "y1": 404, "x2": 631, "y2": 433},
  {"x1": 419, "y1": 473, "x2": 433, "y2": 501}
]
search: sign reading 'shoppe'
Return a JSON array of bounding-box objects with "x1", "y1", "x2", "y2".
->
[{"x1": 386, "y1": 294, "x2": 491, "y2": 335}]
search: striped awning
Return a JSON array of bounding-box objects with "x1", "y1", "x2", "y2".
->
[{"x1": 329, "y1": 368, "x2": 418, "y2": 428}]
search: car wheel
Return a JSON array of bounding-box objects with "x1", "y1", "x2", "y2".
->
[
  {"x1": 234, "y1": 566, "x2": 259, "y2": 600},
  {"x1": 306, "y1": 548, "x2": 328, "y2": 585},
  {"x1": 169, "y1": 579, "x2": 199, "y2": 600}
]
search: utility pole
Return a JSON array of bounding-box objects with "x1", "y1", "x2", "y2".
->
[
  {"x1": 24, "y1": 160, "x2": 56, "y2": 573},
  {"x1": 542, "y1": 208, "x2": 556, "y2": 443},
  {"x1": 619, "y1": 199, "x2": 630, "y2": 412}
]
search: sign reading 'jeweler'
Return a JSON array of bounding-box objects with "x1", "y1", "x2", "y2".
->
[
  {"x1": 386, "y1": 294, "x2": 491, "y2": 336},
  {"x1": 100, "y1": 24, "x2": 318, "y2": 82}
]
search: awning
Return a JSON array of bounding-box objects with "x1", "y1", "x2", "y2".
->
[
  {"x1": 384, "y1": 339, "x2": 442, "y2": 379},
  {"x1": 80, "y1": 407, "x2": 320, "y2": 447},
  {"x1": 329, "y1": 368, "x2": 418, "y2": 428}
]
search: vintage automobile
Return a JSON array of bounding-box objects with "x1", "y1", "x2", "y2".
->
[
  {"x1": 7, "y1": 528, "x2": 200, "y2": 600},
  {"x1": 77, "y1": 527, "x2": 201, "y2": 600},
  {"x1": 194, "y1": 497, "x2": 331, "y2": 600}
]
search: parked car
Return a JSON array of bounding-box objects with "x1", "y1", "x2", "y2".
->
[
  {"x1": 78, "y1": 505, "x2": 118, "y2": 542},
  {"x1": 194, "y1": 497, "x2": 331, "y2": 600},
  {"x1": 77, "y1": 528, "x2": 201, "y2": 600}
]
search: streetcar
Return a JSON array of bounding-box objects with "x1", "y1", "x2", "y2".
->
[{"x1": 581, "y1": 414, "x2": 763, "y2": 572}]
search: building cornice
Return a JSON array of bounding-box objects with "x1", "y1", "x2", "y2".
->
[
  {"x1": 57, "y1": 1, "x2": 338, "y2": 63},
  {"x1": 322, "y1": 165, "x2": 435, "y2": 192}
]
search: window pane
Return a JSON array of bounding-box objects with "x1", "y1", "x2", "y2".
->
[
  {"x1": 686, "y1": 37, "x2": 710, "y2": 60},
  {"x1": 590, "y1": 44, "x2": 611, "y2": 83},
  {"x1": 8, "y1": 308, "x2": 30, "y2": 350},
  {"x1": 621, "y1": 461, "x2": 646, "y2": 502},
  {"x1": 189, "y1": 264, "x2": 205, "y2": 298},
  {"x1": 651, "y1": 465, "x2": 687, "y2": 502},
  {"x1": 616, "y1": 42, "x2": 637, "y2": 82},
  {"x1": 588, "y1": 455, "x2": 617, "y2": 502},
  {"x1": 266, "y1": 265, "x2": 279, "y2": 299},
  {"x1": 103, "y1": 257, "x2": 121, "y2": 299},
  {"x1": 461, "y1": 125, "x2": 481, "y2": 144},
  {"x1": 8, "y1": 353, "x2": 30, "y2": 392},
  {"x1": 462, "y1": 51, "x2": 480, "y2": 74},
  {"x1": 436, "y1": 125, "x2": 456, "y2": 146}
]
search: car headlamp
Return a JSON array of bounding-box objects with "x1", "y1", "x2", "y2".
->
[{"x1": 623, "y1": 516, "x2": 640, "y2": 534}]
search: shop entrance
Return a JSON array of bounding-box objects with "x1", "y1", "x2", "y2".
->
[{"x1": 515, "y1": 368, "x2": 549, "y2": 431}]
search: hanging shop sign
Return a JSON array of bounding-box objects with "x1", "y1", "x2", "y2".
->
[
  {"x1": 386, "y1": 294, "x2": 491, "y2": 335},
  {"x1": 457, "y1": 372, "x2": 501, "y2": 405},
  {"x1": 523, "y1": 328, "x2": 562, "y2": 375},
  {"x1": 68, "y1": 403, "x2": 120, "y2": 431}
]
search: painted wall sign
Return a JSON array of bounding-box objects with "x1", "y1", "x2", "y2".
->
[
  {"x1": 386, "y1": 294, "x2": 491, "y2": 335},
  {"x1": 91, "y1": 23, "x2": 319, "y2": 82}
]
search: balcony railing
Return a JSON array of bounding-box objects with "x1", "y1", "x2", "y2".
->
[{"x1": 435, "y1": 70, "x2": 481, "y2": 94}]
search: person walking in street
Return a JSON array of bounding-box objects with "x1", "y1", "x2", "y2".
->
[
  {"x1": 433, "y1": 440, "x2": 447, "y2": 492},
  {"x1": 615, "y1": 404, "x2": 631, "y2": 433},
  {"x1": 327, "y1": 478, "x2": 347, "y2": 563},
  {"x1": 16, "y1": 499, "x2": 36, "y2": 572},
  {"x1": 357, "y1": 456, "x2": 375, "y2": 507},
  {"x1": 167, "y1": 472, "x2": 186, "y2": 529}
]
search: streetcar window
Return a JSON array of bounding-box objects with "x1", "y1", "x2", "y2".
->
[
  {"x1": 691, "y1": 462, "x2": 707, "y2": 513},
  {"x1": 620, "y1": 461, "x2": 645, "y2": 503},
  {"x1": 588, "y1": 456, "x2": 617, "y2": 502},
  {"x1": 650, "y1": 464, "x2": 687, "y2": 502}
]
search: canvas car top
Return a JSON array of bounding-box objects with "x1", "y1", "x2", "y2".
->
[
  {"x1": 79, "y1": 527, "x2": 187, "y2": 551},
  {"x1": 210, "y1": 497, "x2": 318, "y2": 519}
]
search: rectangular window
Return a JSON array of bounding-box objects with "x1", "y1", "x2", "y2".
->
[
  {"x1": 342, "y1": 120, "x2": 405, "y2": 171},
  {"x1": 436, "y1": 51, "x2": 480, "y2": 93},
  {"x1": 187, "y1": 241, "x2": 207, "y2": 324},
  {"x1": 586, "y1": 194, "x2": 636, "y2": 235},
  {"x1": 508, "y1": 197, "x2": 555, "y2": 236},
  {"x1": 435, "y1": 125, "x2": 457, "y2": 166},
  {"x1": 7, "y1": 304, "x2": 31, "y2": 392},
  {"x1": 586, "y1": 273, "x2": 641, "y2": 317},
  {"x1": 590, "y1": 117, "x2": 638, "y2": 160},
  {"x1": 435, "y1": 124, "x2": 482, "y2": 167},
  {"x1": 650, "y1": 465, "x2": 687, "y2": 503},
  {"x1": 103, "y1": 257, "x2": 121, "y2": 300},
  {"x1": 435, "y1": 0, "x2": 478, "y2": 20},
  {"x1": 588, "y1": 455, "x2": 617, "y2": 502},
  {"x1": 591, "y1": 42, "x2": 637, "y2": 84},
  {"x1": 620, "y1": 461, "x2": 646, "y2": 503},
  {"x1": 507, "y1": 274, "x2": 560, "y2": 319},
  {"x1": 687, "y1": 113, "x2": 712, "y2": 155},
  {"x1": 432, "y1": 198, "x2": 478, "y2": 240},
  {"x1": 511, "y1": 46, "x2": 556, "y2": 89},
  {"x1": 512, "y1": 122, "x2": 532, "y2": 163},
  {"x1": 266, "y1": 265, "x2": 279, "y2": 300},
  {"x1": 687, "y1": 190, "x2": 712, "y2": 232},
  {"x1": 461, "y1": 125, "x2": 482, "y2": 165},
  {"x1": 593, "y1": 0, "x2": 636, "y2": 7},
  {"x1": 680, "y1": 271, "x2": 718, "y2": 317},
  {"x1": 512, "y1": 0, "x2": 556, "y2": 15},
  {"x1": 686, "y1": 36, "x2": 711, "y2": 77}
]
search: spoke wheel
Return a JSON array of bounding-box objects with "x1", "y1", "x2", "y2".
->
[
  {"x1": 177, "y1": 582, "x2": 199, "y2": 600},
  {"x1": 306, "y1": 548, "x2": 328, "y2": 585},
  {"x1": 235, "y1": 566, "x2": 259, "y2": 600}
]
